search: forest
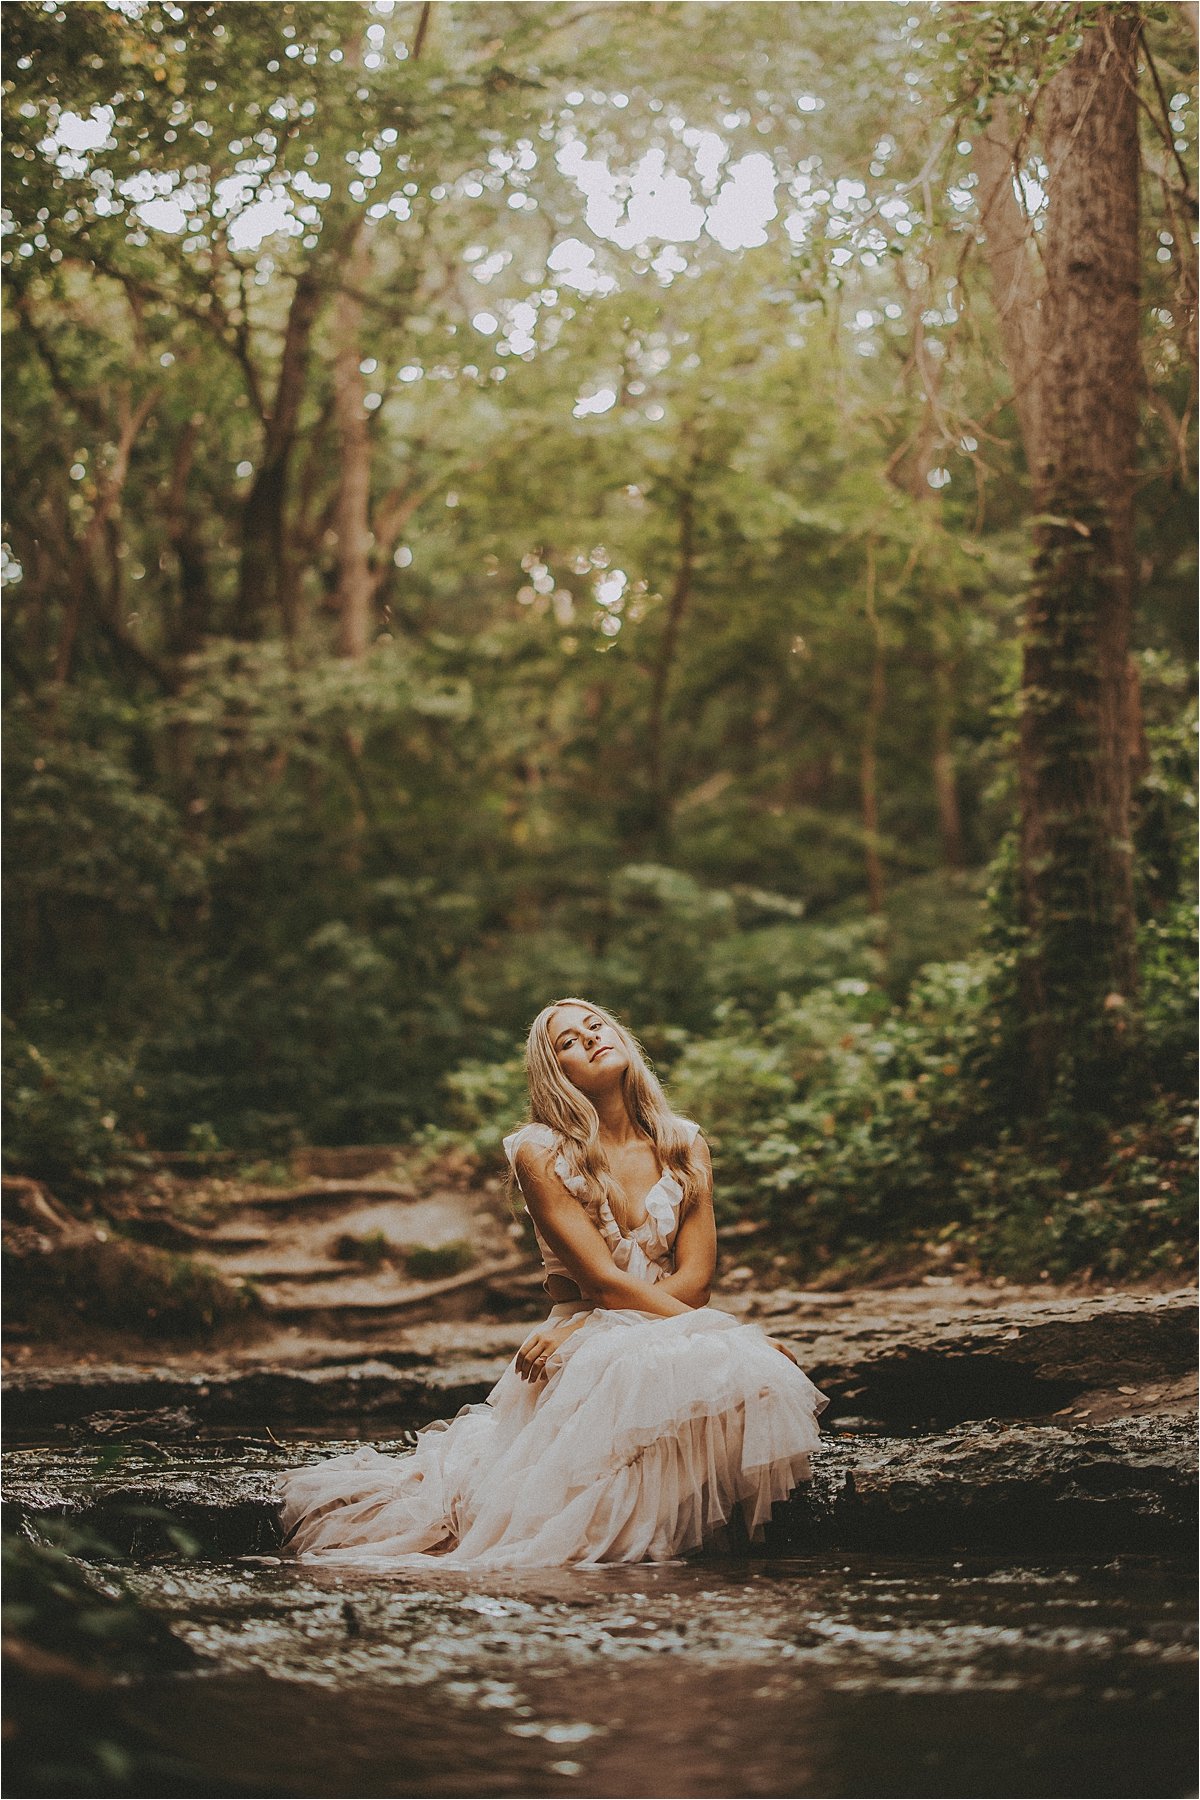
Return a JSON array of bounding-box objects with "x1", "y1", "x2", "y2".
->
[
  {"x1": 3, "y1": 0, "x2": 1197, "y2": 1290},
  {"x1": 3, "y1": 9, "x2": 1199, "y2": 1799}
]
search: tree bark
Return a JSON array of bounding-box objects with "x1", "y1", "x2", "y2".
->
[
  {"x1": 1015, "y1": 6, "x2": 1143, "y2": 1106},
  {"x1": 930, "y1": 602, "x2": 964, "y2": 869},
  {"x1": 235, "y1": 268, "x2": 324, "y2": 640},
  {"x1": 165, "y1": 416, "x2": 213, "y2": 654},
  {"x1": 860, "y1": 538, "x2": 886, "y2": 915},
  {"x1": 333, "y1": 225, "x2": 375, "y2": 659},
  {"x1": 645, "y1": 480, "x2": 696, "y2": 840},
  {"x1": 891, "y1": 270, "x2": 965, "y2": 872},
  {"x1": 53, "y1": 387, "x2": 158, "y2": 685}
]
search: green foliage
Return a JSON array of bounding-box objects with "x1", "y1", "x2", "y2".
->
[
  {"x1": 936, "y1": 1094, "x2": 1198, "y2": 1281},
  {"x1": 2, "y1": 1520, "x2": 192, "y2": 1678},
  {"x1": 3, "y1": 1518, "x2": 200, "y2": 1799},
  {"x1": 332, "y1": 1228, "x2": 393, "y2": 1269},
  {"x1": 0, "y1": 0, "x2": 1194, "y2": 1290},
  {"x1": 404, "y1": 1239, "x2": 476, "y2": 1280},
  {"x1": 439, "y1": 1053, "x2": 530, "y2": 1156},
  {"x1": 2, "y1": 1030, "x2": 144, "y2": 1191},
  {"x1": 5, "y1": 1233, "x2": 260, "y2": 1339},
  {"x1": 4, "y1": 700, "x2": 206, "y2": 922},
  {"x1": 436, "y1": 895, "x2": 1195, "y2": 1282},
  {"x1": 665, "y1": 951, "x2": 1195, "y2": 1279}
]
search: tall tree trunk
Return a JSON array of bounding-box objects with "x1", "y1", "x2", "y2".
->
[
  {"x1": 1016, "y1": 7, "x2": 1143, "y2": 1106},
  {"x1": 891, "y1": 272, "x2": 965, "y2": 872},
  {"x1": 236, "y1": 268, "x2": 324, "y2": 640},
  {"x1": 860, "y1": 538, "x2": 886, "y2": 915},
  {"x1": 333, "y1": 225, "x2": 374, "y2": 659},
  {"x1": 930, "y1": 600, "x2": 964, "y2": 869},
  {"x1": 165, "y1": 417, "x2": 213, "y2": 654},
  {"x1": 645, "y1": 481, "x2": 696, "y2": 842},
  {"x1": 53, "y1": 387, "x2": 158, "y2": 685}
]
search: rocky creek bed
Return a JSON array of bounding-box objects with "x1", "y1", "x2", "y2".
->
[
  {"x1": 4, "y1": 1281, "x2": 1197, "y2": 1797},
  {"x1": 8, "y1": 1547, "x2": 1197, "y2": 1799}
]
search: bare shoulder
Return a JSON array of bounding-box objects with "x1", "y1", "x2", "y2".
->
[
  {"x1": 513, "y1": 1136, "x2": 558, "y2": 1186},
  {"x1": 686, "y1": 1127, "x2": 713, "y2": 1177},
  {"x1": 513, "y1": 1138, "x2": 576, "y2": 1215}
]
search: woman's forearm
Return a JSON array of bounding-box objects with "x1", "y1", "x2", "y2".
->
[
  {"x1": 656, "y1": 1268, "x2": 711, "y2": 1308},
  {"x1": 593, "y1": 1270, "x2": 692, "y2": 1316}
]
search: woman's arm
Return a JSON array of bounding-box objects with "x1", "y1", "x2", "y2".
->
[
  {"x1": 514, "y1": 1144, "x2": 692, "y2": 1318},
  {"x1": 657, "y1": 1133, "x2": 717, "y2": 1309}
]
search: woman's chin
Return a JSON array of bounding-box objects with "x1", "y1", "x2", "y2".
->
[{"x1": 574, "y1": 1057, "x2": 628, "y2": 1094}]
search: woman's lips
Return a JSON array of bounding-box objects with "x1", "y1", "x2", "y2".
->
[{"x1": 590, "y1": 1046, "x2": 611, "y2": 1061}]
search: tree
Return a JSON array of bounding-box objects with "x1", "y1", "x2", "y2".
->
[{"x1": 969, "y1": 7, "x2": 1147, "y2": 1105}]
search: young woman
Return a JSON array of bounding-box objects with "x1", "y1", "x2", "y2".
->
[{"x1": 280, "y1": 997, "x2": 828, "y2": 1568}]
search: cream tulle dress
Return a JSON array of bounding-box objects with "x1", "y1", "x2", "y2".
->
[{"x1": 279, "y1": 1119, "x2": 828, "y2": 1569}]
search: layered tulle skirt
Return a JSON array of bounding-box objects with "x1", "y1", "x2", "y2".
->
[{"x1": 280, "y1": 1305, "x2": 828, "y2": 1570}]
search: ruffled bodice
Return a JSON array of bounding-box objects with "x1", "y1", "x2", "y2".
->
[{"x1": 502, "y1": 1119, "x2": 700, "y2": 1289}]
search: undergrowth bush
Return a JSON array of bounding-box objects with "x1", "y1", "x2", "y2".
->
[
  {"x1": 3, "y1": 1517, "x2": 201, "y2": 1797},
  {"x1": 405, "y1": 1239, "x2": 476, "y2": 1280},
  {"x1": 5, "y1": 1235, "x2": 261, "y2": 1339},
  {"x1": 437, "y1": 924, "x2": 1196, "y2": 1283},
  {"x1": 2, "y1": 1029, "x2": 147, "y2": 1193}
]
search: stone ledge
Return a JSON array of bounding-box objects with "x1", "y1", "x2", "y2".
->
[
  {"x1": 5, "y1": 1417, "x2": 1194, "y2": 1559},
  {"x1": 6, "y1": 1290, "x2": 1194, "y2": 1435}
]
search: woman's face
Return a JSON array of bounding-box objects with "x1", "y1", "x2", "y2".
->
[{"x1": 547, "y1": 1004, "x2": 629, "y2": 1095}]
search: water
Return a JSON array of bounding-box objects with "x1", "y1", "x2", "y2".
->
[{"x1": 119, "y1": 1553, "x2": 1196, "y2": 1797}]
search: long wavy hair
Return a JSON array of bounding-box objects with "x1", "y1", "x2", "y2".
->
[{"x1": 511, "y1": 997, "x2": 704, "y2": 1234}]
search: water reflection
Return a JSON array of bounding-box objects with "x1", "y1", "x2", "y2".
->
[{"x1": 125, "y1": 1554, "x2": 1196, "y2": 1798}]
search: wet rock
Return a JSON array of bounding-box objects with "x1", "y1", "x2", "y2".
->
[
  {"x1": 5, "y1": 1417, "x2": 1194, "y2": 1559},
  {"x1": 773, "y1": 1289, "x2": 1198, "y2": 1427},
  {"x1": 3, "y1": 1441, "x2": 292, "y2": 1558},
  {"x1": 84, "y1": 1406, "x2": 201, "y2": 1440},
  {"x1": 767, "y1": 1415, "x2": 1198, "y2": 1555},
  {"x1": 4, "y1": 1360, "x2": 502, "y2": 1436}
]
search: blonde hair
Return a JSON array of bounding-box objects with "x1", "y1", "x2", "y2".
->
[{"x1": 511, "y1": 996, "x2": 704, "y2": 1234}]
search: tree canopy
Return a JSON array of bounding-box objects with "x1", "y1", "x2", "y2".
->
[{"x1": 3, "y1": 1, "x2": 1196, "y2": 1279}]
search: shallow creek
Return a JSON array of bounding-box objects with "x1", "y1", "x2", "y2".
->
[{"x1": 115, "y1": 1551, "x2": 1195, "y2": 1798}]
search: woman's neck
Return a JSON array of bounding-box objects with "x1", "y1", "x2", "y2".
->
[{"x1": 592, "y1": 1087, "x2": 641, "y2": 1146}]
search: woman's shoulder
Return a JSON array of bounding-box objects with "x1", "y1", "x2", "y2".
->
[
  {"x1": 673, "y1": 1116, "x2": 703, "y2": 1145},
  {"x1": 502, "y1": 1121, "x2": 558, "y2": 1163}
]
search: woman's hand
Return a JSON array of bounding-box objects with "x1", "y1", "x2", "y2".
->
[
  {"x1": 515, "y1": 1315, "x2": 587, "y2": 1383},
  {"x1": 766, "y1": 1337, "x2": 799, "y2": 1367}
]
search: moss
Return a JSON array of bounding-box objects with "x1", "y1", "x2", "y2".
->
[
  {"x1": 4, "y1": 1235, "x2": 261, "y2": 1340},
  {"x1": 330, "y1": 1229, "x2": 394, "y2": 1269},
  {"x1": 404, "y1": 1240, "x2": 476, "y2": 1281}
]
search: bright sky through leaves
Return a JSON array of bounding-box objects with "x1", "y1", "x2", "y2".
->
[{"x1": 40, "y1": 94, "x2": 786, "y2": 268}]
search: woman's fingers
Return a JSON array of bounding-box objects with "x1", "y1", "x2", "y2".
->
[
  {"x1": 516, "y1": 1331, "x2": 553, "y2": 1380},
  {"x1": 516, "y1": 1319, "x2": 581, "y2": 1381}
]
